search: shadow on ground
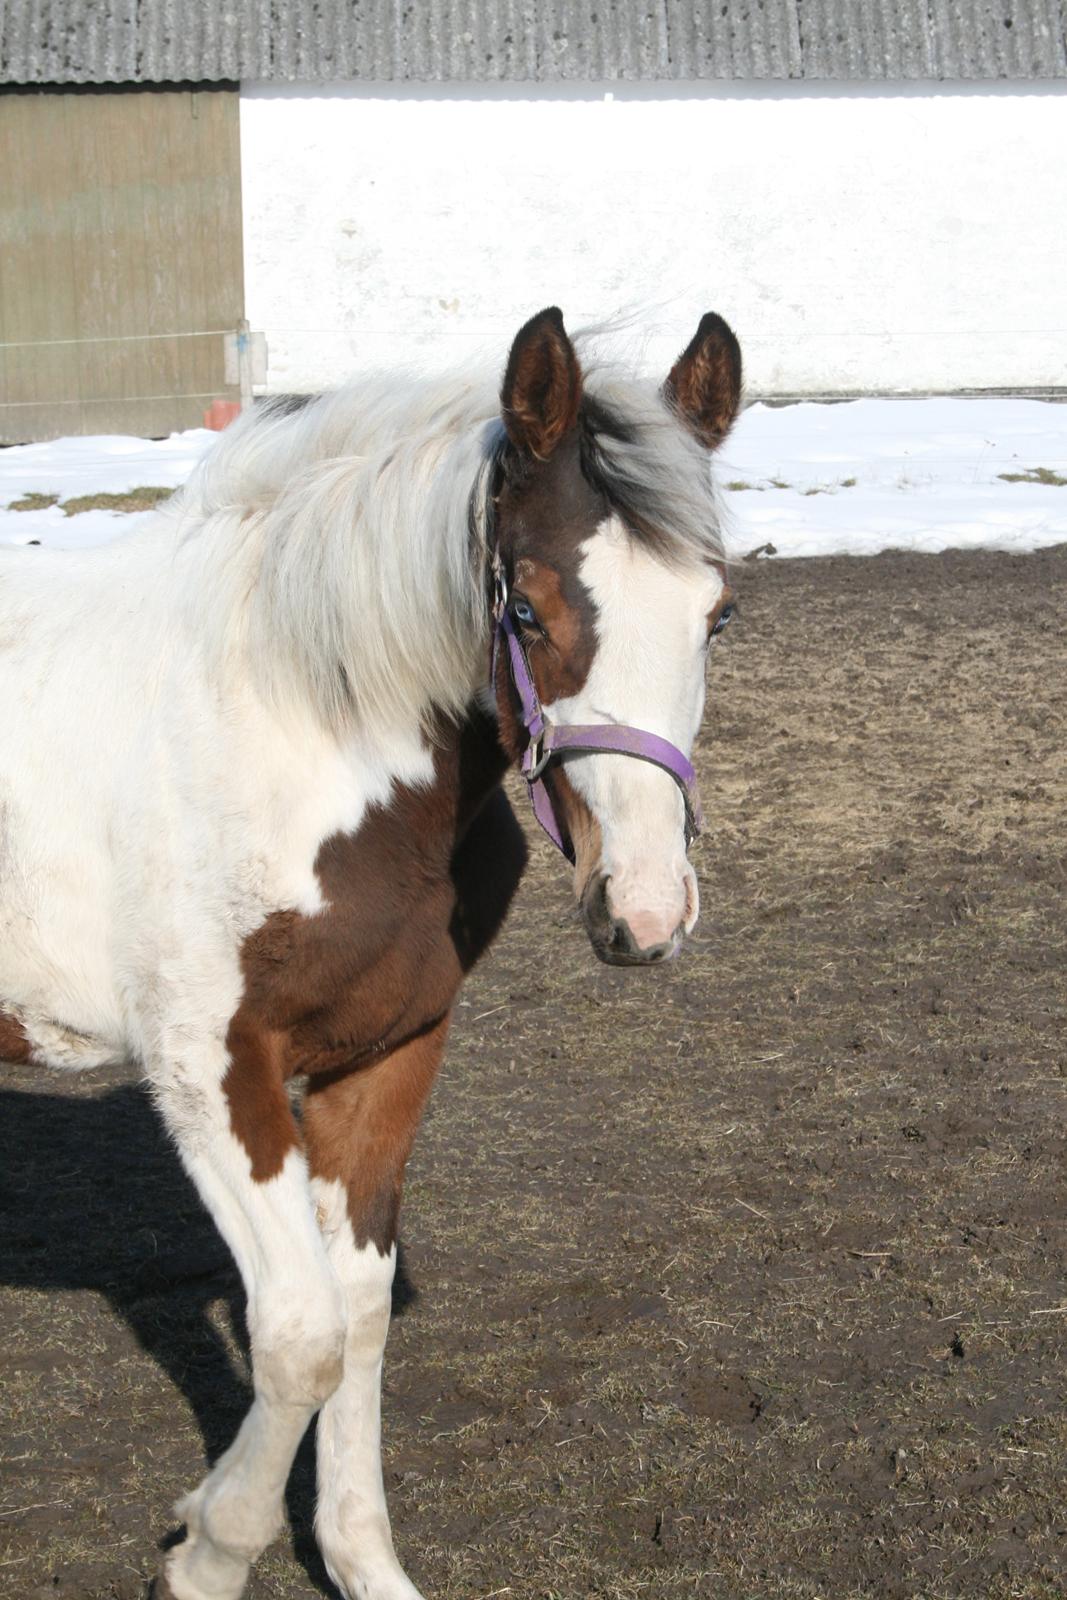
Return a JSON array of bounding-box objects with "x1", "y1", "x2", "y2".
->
[{"x1": 0, "y1": 1080, "x2": 416, "y2": 1598}]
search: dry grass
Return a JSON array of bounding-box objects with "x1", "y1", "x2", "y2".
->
[
  {"x1": 728, "y1": 478, "x2": 857, "y2": 495},
  {"x1": 7, "y1": 491, "x2": 60, "y2": 512},
  {"x1": 997, "y1": 467, "x2": 1067, "y2": 487},
  {"x1": 60, "y1": 487, "x2": 174, "y2": 516},
  {"x1": 6, "y1": 485, "x2": 175, "y2": 518}
]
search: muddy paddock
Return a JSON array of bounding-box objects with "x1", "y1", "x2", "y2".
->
[{"x1": 1, "y1": 547, "x2": 1065, "y2": 1600}]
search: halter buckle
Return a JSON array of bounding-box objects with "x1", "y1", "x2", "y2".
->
[
  {"x1": 524, "y1": 731, "x2": 551, "y2": 781},
  {"x1": 491, "y1": 549, "x2": 508, "y2": 622}
]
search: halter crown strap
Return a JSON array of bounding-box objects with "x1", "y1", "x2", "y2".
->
[{"x1": 494, "y1": 593, "x2": 703, "y2": 862}]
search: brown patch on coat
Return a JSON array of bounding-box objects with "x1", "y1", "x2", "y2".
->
[
  {"x1": 303, "y1": 1013, "x2": 451, "y2": 1253},
  {"x1": 222, "y1": 709, "x2": 526, "y2": 1186},
  {"x1": 221, "y1": 1017, "x2": 297, "y2": 1182},
  {"x1": 0, "y1": 1009, "x2": 33, "y2": 1064}
]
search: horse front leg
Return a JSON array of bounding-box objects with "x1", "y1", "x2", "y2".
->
[
  {"x1": 303, "y1": 1014, "x2": 450, "y2": 1600},
  {"x1": 151, "y1": 1023, "x2": 347, "y2": 1600}
]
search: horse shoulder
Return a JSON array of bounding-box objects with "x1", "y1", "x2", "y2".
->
[{"x1": 229, "y1": 715, "x2": 526, "y2": 1085}]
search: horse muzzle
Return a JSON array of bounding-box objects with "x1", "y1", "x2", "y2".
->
[{"x1": 580, "y1": 873, "x2": 686, "y2": 967}]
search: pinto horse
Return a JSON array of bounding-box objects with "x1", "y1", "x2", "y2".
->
[{"x1": 0, "y1": 308, "x2": 740, "y2": 1600}]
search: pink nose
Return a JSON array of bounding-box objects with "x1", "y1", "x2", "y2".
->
[{"x1": 622, "y1": 907, "x2": 681, "y2": 952}]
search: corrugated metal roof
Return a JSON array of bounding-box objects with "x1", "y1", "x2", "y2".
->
[
  {"x1": 930, "y1": 0, "x2": 1067, "y2": 78},
  {"x1": 2, "y1": 0, "x2": 1066, "y2": 84}
]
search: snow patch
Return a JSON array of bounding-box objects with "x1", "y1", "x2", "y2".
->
[
  {"x1": 2, "y1": 401, "x2": 1066, "y2": 559},
  {"x1": 0, "y1": 431, "x2": 216, "y2": 550},
  {"x1": 719, "y1": 398, "x2": 1067, "y2": 558}
]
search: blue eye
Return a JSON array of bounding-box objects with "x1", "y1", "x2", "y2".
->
[
  {"x1": 710, "y1": 603, "x2": 734, "y2": 636},
  {"x1": 511, "y1": 597, "x2": 538, "y2": 628}
]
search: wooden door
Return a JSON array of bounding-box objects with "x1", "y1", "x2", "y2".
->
[{"x1": 0, "y1": 85, "x2": 243, "y2": 443}]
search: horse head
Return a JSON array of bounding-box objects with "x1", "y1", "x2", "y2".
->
[{"x1": 490, "y1": 307, "x2": 740, "y2": 967}]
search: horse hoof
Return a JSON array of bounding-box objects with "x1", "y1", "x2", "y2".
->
[{"x1": 155, "y1": 1537, "x2": 250, "y2": 1600}]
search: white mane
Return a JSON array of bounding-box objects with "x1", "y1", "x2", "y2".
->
[{"x1": 167, "y1": 370, "x2": 501, "y2": 742}]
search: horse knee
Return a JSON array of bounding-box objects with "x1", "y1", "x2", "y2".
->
[
  {"x1": 254, "y1": 1297, "x2": 347, "y2": 1409},
  {"x1": 342, "y1": 1293, "x2": 392, "y2": 1366}
]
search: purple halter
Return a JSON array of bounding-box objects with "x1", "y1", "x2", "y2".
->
[{"x1": 492, "y1": 565, "x2": 704, "y2": 863}]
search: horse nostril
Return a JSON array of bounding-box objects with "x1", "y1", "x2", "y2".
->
[
  {"x1": 609, "y1": 918, "x2": 639, "y2": 958},
  {"x1": 581, "y1": 872, "x2": 614, "y2": 941},
  {"x1": 626, "y1": 933, "x2": 673, "y2": 963},
  {"x1": 610, "y1": 920, "x2": 673, "y2": 964}
]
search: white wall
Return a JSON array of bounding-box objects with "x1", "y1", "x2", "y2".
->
[{"x1": 240, "y1": 82, "x2": 1067, "y2": 396}]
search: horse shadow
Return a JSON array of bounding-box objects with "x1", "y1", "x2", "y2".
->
[{"x1": 0, "y1": 1075, "x2": 416, "y2": 1595}]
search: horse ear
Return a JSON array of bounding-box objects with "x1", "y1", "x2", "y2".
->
[
  {"x1": 501, "y1": 307, "x2": 583, "y2": 461},
  {"x1": 663, "y1": 312, "x2": 742, "y2": 450}
]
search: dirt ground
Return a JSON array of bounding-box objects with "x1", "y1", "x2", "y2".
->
[{"x1": 1, "y1": 547, "x2": 1065, "y2": 1600}]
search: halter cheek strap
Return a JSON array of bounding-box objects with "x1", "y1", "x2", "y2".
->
[{"x1": 492, "y1": 573, "x2": 704, "y2": 863}]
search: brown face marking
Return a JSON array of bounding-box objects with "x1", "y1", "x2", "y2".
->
[
  {"x1": 512, "y1": 557, "x2": 595, "y2": 702},
  {"x1": 491, "y1": 428, "x2": 612, "y2": 868},
  {"x1": 706, "y1": 582, "x2": 735, "y2": 639},
  {"x1": 222, "y1": 712, "x2": 526, "y2": 1181},
  {"x1": 493, "y1": 430, "x2": 605, "y2": 749},
  {"x1": 543, "y1": 766, "x2": 604, "y2": 898}
]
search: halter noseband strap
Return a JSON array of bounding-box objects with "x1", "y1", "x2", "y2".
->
[{"x1": 492, "y1": 564, "x2": 704, "y2": 863}]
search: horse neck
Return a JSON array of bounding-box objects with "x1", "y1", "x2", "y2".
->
[{"x1": 186, "y1": 404, "x2": 497, "y2": 751}]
